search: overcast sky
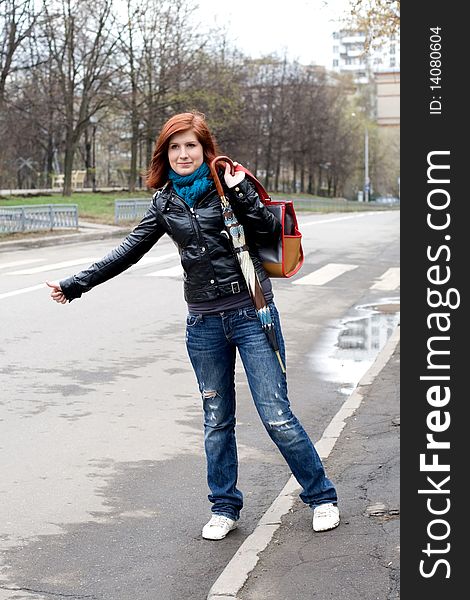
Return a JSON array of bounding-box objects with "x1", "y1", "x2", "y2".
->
[{"x1": 196, "y1": 0, "x2": 351, "y2": 67}]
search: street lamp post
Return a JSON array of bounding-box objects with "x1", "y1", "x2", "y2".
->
[{"x1": 351, "y1": 112, "x2": 370, "y2": 202}]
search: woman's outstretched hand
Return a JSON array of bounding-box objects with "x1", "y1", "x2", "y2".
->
[
  {"x1": 223, "y1": 161, "x2": 245, "y2": 188},
  {"x1": 46, "y1": 281, "x2": 67, "y2": 304}
]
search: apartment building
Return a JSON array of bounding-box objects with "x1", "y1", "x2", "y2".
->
[
  {"x1": 332, "y1": 29, "x2": 400, "y2": 126},
  {"x1": 332, "y1": 29, "x2": 400, "y2": 81}
]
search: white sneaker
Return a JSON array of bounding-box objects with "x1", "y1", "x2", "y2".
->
[
  {"x1": 202, "y1": 514, "x2": 237, "y2": 540},
  {"x1": 312, "y1": 503, "x2": 340, "y2": 532}
]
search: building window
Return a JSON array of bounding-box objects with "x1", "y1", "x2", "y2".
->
[
  {"x1": 333, "y1": 46, "x2": 339, "y2": 53},
  {"x1": 333, "y1": 59, "x2": 339, "y2": 67}
]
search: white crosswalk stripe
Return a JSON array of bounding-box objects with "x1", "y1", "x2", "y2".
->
[
  {"x1": 293, "y1": 263, "x2": 358, "y2": 286},
  {"x1": 3, "y1": 252, "x2": 179, "y2": 276},
  {"x1": 0, "y1": 258, "x2": 45, "y2": 270},
  {"x1": 6, "y1": 257, "x2": 98, "y2": 275},
  {"x1": 370, "y1": 267, "x2": 400, "y2": 290},
  {"x1": 0, "y1": 283, "x2": 46, "y2": 300}
]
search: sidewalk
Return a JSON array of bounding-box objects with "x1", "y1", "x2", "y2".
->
[{"x1": 209, "y1": 328, "x2": 400, "y2": 600}]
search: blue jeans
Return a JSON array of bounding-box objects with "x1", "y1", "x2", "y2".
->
[{"x1": 185, "y1": 302, "x2": 338, "y2": 520}]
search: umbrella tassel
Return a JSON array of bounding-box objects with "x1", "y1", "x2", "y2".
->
[
  {"x1": 260, "y1": 309, "x2": 286, "y2": 373},
  {"x1": 275, "y1": 350, "x2": 286, "y2": 374}
]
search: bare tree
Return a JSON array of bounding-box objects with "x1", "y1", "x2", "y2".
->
[
  {"x1": 40, "y1": 0, "x2": 121, "y2": 195},
  {"x1": 0, "y1": 0, "x2": 40, "y2": 187},
  {"x1": 0, "y1": 0, "x2": 38, "y2": 107},
  {"x1": 116, "y1": 0, "x2": 146, "y2": 192},
  {"x1": 178, "y1": 33, "x2": 247, "y2": 159},
  {"x1": 138, "y1": 0, "x2": 208, "y2": 165}
]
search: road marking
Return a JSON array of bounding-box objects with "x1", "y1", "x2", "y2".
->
[
  {"x1": 5, "y1": 252, "x2": 178, "y2": 276},
  {"x1": 7, "y1": 257, "x2": 98, "y2": 275},
  {"x1": 0, "y1": 258, "x2": 45, "y2": 270},
  {"x1": 371, "y1": 267, "x2": 400, "y2": 290},
  {"x1": 127, "y1": 252, "x2": 178, "y2": 272},
  {"x1": 293, "y1": 263, "x2": 358, "y2": 286},
  {"x1": 300, "y1": 213, "x2": 373, "y2": 227},
  {"x1": 0, "y1": 284, "x2": 45, "y2": 300},
  {"x1": 146, "y1": 264, "x2": 183, "y2": 278},
  {"x1": 0, "y1": 254, "x2": 180, "y2": 300}
]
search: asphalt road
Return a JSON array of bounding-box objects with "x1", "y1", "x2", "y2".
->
[{"x1": 0, "y1": 210, "x2": 399, "y2": 600}]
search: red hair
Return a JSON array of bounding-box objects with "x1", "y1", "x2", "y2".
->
[{"x1": 145, "y1": 111, "x2": 221, "y2": 189}]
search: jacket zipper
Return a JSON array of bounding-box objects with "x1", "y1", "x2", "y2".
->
[
  {"x1": 171, "y1": 192, "x2": 219, "y2": 285},
  {"x1": 171, "y1": 192, "x2": 205, "y2": 246},
  {"x1": 198, "y1": 189, "x2": 244, "y2": 278}
]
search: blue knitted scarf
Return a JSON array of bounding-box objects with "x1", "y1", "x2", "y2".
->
[{"x1": 168, "y1": 162, "x2": 212, "y2": 207}]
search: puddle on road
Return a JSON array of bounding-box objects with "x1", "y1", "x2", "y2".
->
[{"x1": 311, "y1": 298, "x2": 400, "y2": 395}]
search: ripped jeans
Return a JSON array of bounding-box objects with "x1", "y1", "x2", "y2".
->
[{"x1": 185, "y1": 302, "x2": 337, "y2": 520}]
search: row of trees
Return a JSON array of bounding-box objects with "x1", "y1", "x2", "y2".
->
[{"x1": 0, "y1": 0, "x2": 399, "y2": 198}]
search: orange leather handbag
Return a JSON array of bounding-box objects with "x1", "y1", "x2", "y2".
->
[{"x1": 227, "y1": 158, "x2": 304, "y2": 278}]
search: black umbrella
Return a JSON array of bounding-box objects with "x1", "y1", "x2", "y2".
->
[{"x1": 210, "y1": 156, "x2": 286, "y2": 373}]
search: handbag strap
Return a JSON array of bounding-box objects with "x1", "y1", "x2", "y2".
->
[
  {"x1": 232, "y1": 164, "x2": 271, "y2": 203},
  {"x1": 234, "y1": 164, "x2": 301, "y2": 231},
  {"x1": 209, "y1": 154, "x2": 271, "y2": 203}
]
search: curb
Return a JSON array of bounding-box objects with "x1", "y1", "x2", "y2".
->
[{"x1": 206, "y1": 324, "x2": 401, "y2": 600}]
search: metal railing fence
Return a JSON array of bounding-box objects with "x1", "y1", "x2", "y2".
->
[
  {"x1": 114, "y1": 199, "x2": 152, "y2": 223},
  {"x1": 291, "y1": 197, "x2": 400, "y2": 211},
  {"x1": 0, "y1": 204, "x2": 79, "y2": 233}
]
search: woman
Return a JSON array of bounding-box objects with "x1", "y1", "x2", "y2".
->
[{"x1": 47, "y1": 111, "x2": 339, "y2": 540}]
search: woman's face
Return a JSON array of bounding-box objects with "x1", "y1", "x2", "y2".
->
[{"x1": 168, "y1": 129, "x2": 204, "y2": 176}]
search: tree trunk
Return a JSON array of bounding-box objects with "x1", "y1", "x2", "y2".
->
[
  {"x1": 128, "y1": 118, "x2": 139, "y2": 192},
  {"x1": 63, "y1": 134, "x2": 75, "y2": 196},
  {"x1": 84, "y1": 129, "x2": 92, "y2": 187},
  {"x1": 274, "y1": 153, "x2": 282, "y2": 192}
]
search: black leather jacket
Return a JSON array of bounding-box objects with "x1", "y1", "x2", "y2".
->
[{"x1": 60, "y1": 177, "x2": 281, "y2": 303}]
